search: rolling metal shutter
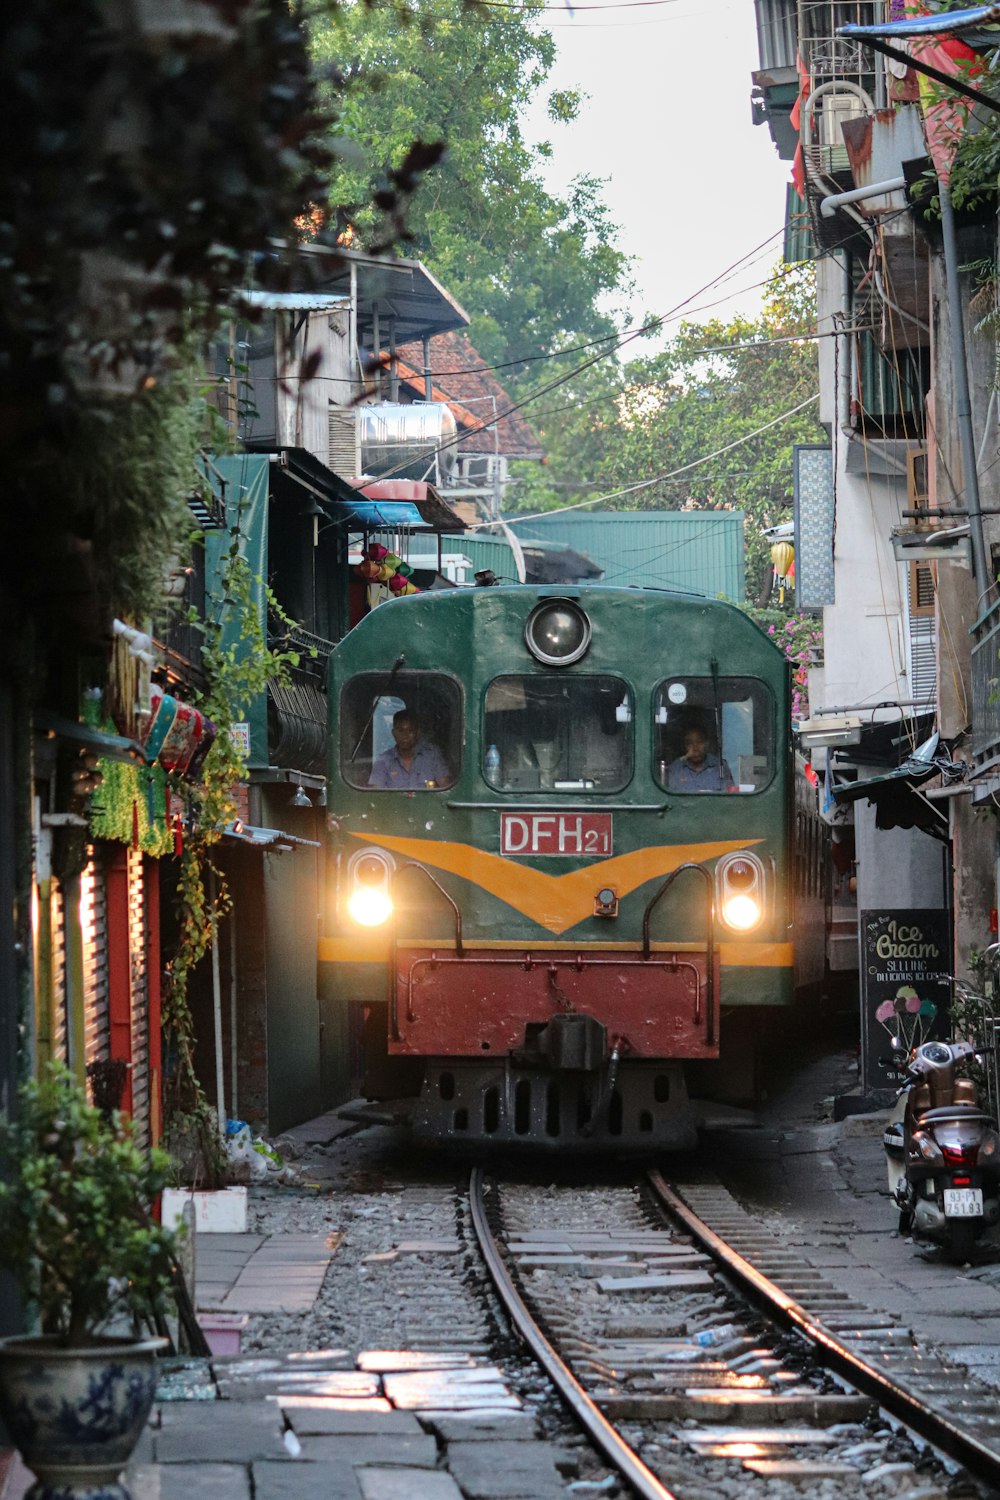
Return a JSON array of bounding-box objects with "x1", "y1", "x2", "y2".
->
[
  {"x1": 50, "y1": 879, "x2": 68, "y2": 1065},
  {"x1": 82, "y1": 850, "x2": 111, "y2": 1067},
  {"x1": 127, "y1": 849, "x2": 150, "y2": 1152}
]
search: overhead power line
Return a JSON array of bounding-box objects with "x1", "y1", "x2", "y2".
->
[{"x1": 470, "y1": 391, "x2": 821, "y2": 527}]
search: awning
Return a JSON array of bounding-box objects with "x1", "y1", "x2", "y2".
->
[
  {"x1": 348, "y1": 479, "x2": 464, "y2": 532},
  {"x1": 221, "y1": 821, "x2": 320, "y2": 851},
  {"x1": 35, "y1": 711, "x2": 145, "y2": 766},
  {"x1": 831, "y1": 731, "x2": 951, "y2": 837},
  {"x1": 839, "y1": 10, "x2": 1000, "y2": 114},
  {"x1": 841, "y1": 6, "x2": 1000, "y2": 37}
]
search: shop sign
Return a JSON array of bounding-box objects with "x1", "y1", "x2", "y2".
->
[{"x1": 860, "y1": 908, "x2": 951, "y2": 1096}]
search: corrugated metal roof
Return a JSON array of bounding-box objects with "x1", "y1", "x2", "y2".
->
[
  {"x1": 239, "y1": 290, "x2": 350, "y2": 312},
  {"x1": 502, "y1": 512, "x2": 745, "y2": 599}
]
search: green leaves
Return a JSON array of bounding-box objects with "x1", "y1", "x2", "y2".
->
[{"x1": 0, "y1": 1065, "x2": 177, "y2": 1346}]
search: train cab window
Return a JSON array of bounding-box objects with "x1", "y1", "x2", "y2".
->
[
  {"x1": 340, "y1": 671, "x2": 462, "y2": 791},
  {"x1": 483, "y1": 675, "x2": 632, "y2": 792},
  {"x1": 654, "y1": 677, "x2": 773, "y2": 794}
]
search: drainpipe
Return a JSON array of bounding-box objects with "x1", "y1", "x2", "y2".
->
[
  {"x1": 422, "y1": 335, "x2": 433, "y2": 402},
  {"x1": 820, "y1": 176, "x2": 907, "y2": 217},
  {"x1": 838, "y1": 256, "x2": 855, "y2": 437},
  {"x1": 939, "y1": 181, "x2": 990, "y2": 594}
]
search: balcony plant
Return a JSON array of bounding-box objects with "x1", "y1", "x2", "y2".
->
[{"x1": 0, "y1": 1063, "x2": 177, "y2": 1500}]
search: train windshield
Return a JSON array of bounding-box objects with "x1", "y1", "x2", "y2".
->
[
  {"x1": 654, "y1": 677, "x2": 773, "y2": 794},
  {"x1": 484, "y1": 675, "x2": 632, "y2": 792},
  {"x1": 340, "y1": 671, "x2": 462, "y2": 791}
]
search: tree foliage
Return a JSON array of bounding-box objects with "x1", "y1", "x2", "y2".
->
[
  {"x1": 310, "y1": 0, "x2": 632, "y2": 371},
  {"x1": 514, "y1": 263, "x2": 825, "y2": 601}
]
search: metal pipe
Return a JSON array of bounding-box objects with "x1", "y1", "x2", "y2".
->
[
  {"x1": 208, "y1": 867, "x2": 226, "y2": 1139},
  {"x1": 940, "y1": 181, "x2": 991, "y2": 593},
  {"x1": 820, "y1": 176, "x2": 907, "y2": 217}
]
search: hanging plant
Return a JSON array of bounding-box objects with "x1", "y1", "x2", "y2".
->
[{"x1": 160, "y1": 541, "x2": 307, "y2": 1185}]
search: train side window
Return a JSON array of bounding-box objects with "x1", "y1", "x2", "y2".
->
[
  {"x1": 483, "y1": 675, "x2": 632, "y2": 792},
  {"x1": 654, "y1": 677, "x2": 773, "y2": 794},
  {"x1": 340, "y1": 671, "x2": 462, "y2": 790}
]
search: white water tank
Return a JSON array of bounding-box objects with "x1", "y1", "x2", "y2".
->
[{"x1": 358, "y1": 403, "x2": 458, "y2": 485}]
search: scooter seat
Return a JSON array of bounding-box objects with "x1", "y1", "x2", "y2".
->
[{"x1": 915, "y1": 1106, "x2": 995, "y2": 1126}]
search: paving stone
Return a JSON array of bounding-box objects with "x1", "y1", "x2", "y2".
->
[
  {"x1": 155, "y1": 1404, "x2": 287, "y2": 1463},
  {"x1": 445, "y1": 1440, "x2": 571, "y2": 1499},
  {"x1": 129, "y1": 1463, "x2": 251, "y2": 1499},
  {"x1": 284, "y1": 1350, "x2": 354, "y2": 1366},
  {"x1": 276, "y1": 1397, "x2": 394, "y2": 1414},
  {"x1": 357, "y1": 1351, "x2": 477, "y2": 1372},
  {"x1": 295, "y1": 1435, "x2": 439, "y2": 1466},
  {"x1": 252, "y1": 1461, "x2": 363, "y2": 1499},
  {"x1": 356, "y1": 1469, "x2": 464, "y2": 1500},
  {"x1": 422, "y1": 1414, "x2": 539, "y2": 1442},
  {"x1": 280, "y1": 1403, "x2": 423, "y2": 1436}
]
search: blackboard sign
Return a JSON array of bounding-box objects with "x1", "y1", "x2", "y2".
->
[{"x1": 860, "y1": 908, "x2": 952, "y2": 1097}]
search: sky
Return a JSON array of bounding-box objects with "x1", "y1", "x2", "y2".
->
[{"x1": 524, "y1": 0, "x2": 794, "y2": 332}]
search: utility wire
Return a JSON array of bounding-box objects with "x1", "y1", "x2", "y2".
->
[
  {"x1": 469, "y1": 392, "x2": 821, "y2": 526},
  {"x1": 365, "y1": 228, "x2": 795, "y2": 481}
]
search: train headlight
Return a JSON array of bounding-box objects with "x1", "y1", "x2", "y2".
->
[
  {"x1": 524, "y1": 599, "x2": 591, "y2": 667},
  {"x1": 717, "y1": 852, "x2": 765, "y2": 934},
  {"x1": 347, "y1": 850, "x2": 394, "y2": 927}
]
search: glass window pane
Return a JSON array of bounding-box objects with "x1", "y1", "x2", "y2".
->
[
  {"x1": 654, "y1": 677, "x2": 773, "y2": 794},
  {"x1": 341, "y1": 672, "x2": 461, "y2": 790},
  {"x1": 484, "y1": 676, "x2": 632, "y2": 792}
]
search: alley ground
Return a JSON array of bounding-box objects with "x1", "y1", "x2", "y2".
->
[{"x1": 7, "y1": 1027, "x2": 1000, "y2": 1497}]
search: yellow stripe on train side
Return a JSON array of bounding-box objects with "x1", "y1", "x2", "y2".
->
[
  {"x1": 351, "y1": 832, "x2": 762, "y2": 936},
  {"x1": 318, "y1": 935, "x2": 794, "y2": 967}
]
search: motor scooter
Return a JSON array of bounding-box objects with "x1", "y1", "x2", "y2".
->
[{"x1": 884, "y1": 1038, "x2": 1000, "y2": 1263}]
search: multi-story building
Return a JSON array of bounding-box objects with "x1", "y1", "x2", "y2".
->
[{"x1": 752, "y1": 1, "x2": 1000, "y2": 1098}]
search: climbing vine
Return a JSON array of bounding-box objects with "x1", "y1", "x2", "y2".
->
[{"x1": 161, "y1": 543, "x2": 307, "y2": 1184}]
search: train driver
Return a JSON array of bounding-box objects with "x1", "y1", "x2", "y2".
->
[
  {"x1": 368, "y1": 708, "x2": 450, "y2": 790},
  {"x1": 667, "y1": 725, "x2": 734, "y2": 793}
]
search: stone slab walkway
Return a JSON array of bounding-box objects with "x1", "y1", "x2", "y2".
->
[{"x1": 1, "y1": 1348, "x2": 577, "y2": 1500}]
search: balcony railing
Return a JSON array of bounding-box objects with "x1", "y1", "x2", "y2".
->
[{"x1": 971, "y1": 598, "x2": 1000, "y2": 775}]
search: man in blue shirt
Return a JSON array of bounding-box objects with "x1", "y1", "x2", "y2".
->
[
  {"x1": 667, "y1": 726, "x2": 733, "y2": 793},
  {"x1": 369, "y1": 710, "x2": 450, "y2": 790}
]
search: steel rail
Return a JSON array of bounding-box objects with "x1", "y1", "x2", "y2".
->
[
  {"x1": 648, "y1": 1171, "x2": 1000, "y2": 1489},
  {"x1": 468, "y1": 1168, "x2": 678, "y2": 1500}
]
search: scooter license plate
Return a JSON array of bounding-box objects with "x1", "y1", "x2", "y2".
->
[{"x1": 943, "y1": 1187, "x2": 983, "y2": 1218}]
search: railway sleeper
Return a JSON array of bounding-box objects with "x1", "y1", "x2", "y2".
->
[{"x1": 413, "y1": 1059, "x2": 697, "y2": 1151}]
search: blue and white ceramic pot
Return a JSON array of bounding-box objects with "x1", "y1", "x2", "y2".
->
[{"x1": 0, "y1": 1334, "x2": 164, "y2": 1500}]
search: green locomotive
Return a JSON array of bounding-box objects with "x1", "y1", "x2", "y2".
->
[{"x1": 321, "y1": 586, "x2": 792, "y2": 1150}]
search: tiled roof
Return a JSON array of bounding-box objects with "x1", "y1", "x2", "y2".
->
[{"x1": 396, "y1": 330, "x2": 543, "y2": 459}]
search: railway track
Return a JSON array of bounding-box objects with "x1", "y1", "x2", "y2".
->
[{"x1": 469, "y1": 1168, "x2": 1000, "y2": 1499}]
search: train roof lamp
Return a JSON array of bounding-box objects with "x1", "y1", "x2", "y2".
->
[{"x1": 524, "y1": 599, "x2": 592, "y2": 667}]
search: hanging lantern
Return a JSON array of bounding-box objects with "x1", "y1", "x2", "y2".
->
[
  {"x1": 376, "y1": 562, "x2": 396, "y2": 582},
  {"x1": 770, "y1": 540, "x2": 795, "y2": 605},
  {"x1": 365, "y1": 542, "x2": 389, "y2": 561}
]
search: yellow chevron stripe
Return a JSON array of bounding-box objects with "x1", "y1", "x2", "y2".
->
[{"x1": 353, "y1": 833, "x2": 759, "y2": 936}]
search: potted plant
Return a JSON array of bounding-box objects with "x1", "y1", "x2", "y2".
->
[{"x1": 0, "y1": 1063, "x2": 178, "y2": 1500}]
